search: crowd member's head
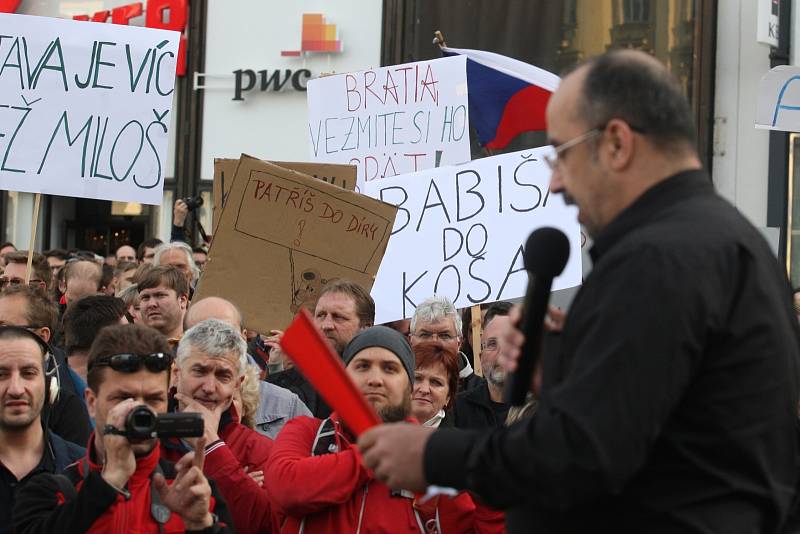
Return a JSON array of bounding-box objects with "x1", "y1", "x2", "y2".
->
[
  {"x1": 0, "y1": 326, "x2": 50, "y2": 434},
  {"x1": 115, "y1": 245, "x2": 136, "y2": 264},
  {"x1": 86, "y1": 324, "x2": 172, "y2": 457},
  {"x1": 113, "y1": 261, "x2": 138, "y2": 295},
  {"x1": 137, "y1": 266, "x2": 189, "y2": 339},
  {"x1": 63, "y1": 259, "x2": 102, "y2": 305},
  {"x1": 546, "y1": 49, "x2": 699, "y2": 237},
  {"x1": 343, "y1": 326, "x2": 414, "y2": 423},
  {"x1": 411, "y1": 341, "x2": 459, "y2": 426},
  {"x1": 0, "y1": 285, "x2": 58, "y2": 344},
  {"x1": 118, "y1": 284, "x2": 140, "y2": 324},
  {"x1": 0, "y1": 242, "x2": 16, "y2": 267},
  {"x1": 481, "y1": 301, "x2": 512, "y2": 391},
  {"x1": 192, "y1": 247, "x2": 208, "y2": 272},
  {"x1": 44, "y1": 249, "x2": 70, "y2": 288},
  {"x1": 137, "y1": 238, "x2": 163, "y2": 264},
  {"x1": 100, "y1": 263, "x2": 115, "y2": 295},
  {"x1": 153, "y1": 242, "x2": 198, "y2": 287},
  {"x1": 104, "y1": 255, "x2": 117, "y2": 268},
  {"x1": 233, "y1": 364, "x2": 260, "y2": 429},
  {"x1": 63, "y1": 295, "x2": 127, "y2": 379},
  {"x1": 185, "y1": 296, "x2": 243, "y2": 334},
  {"x1": 1, "y1": 251, "x2": 49, "y2": 294},
  {"x1": 409, "y1": 296, "x2": 462, "y2": 355},
  {"x1": 384, "y1": 319, "x2": 411, "y2": 340},
  {"x1": 173, "y1": 319, "x2": 247, "y2": 415},
  {"x1": 314, "y1": 279, "x2": 374, "y2": 355}
]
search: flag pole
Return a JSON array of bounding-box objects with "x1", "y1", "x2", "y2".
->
[
  {"x1": 471, "y1": 305, "x2": 483, "y2": 376},
  {"x1": 24, "y1": 193, "x2": 42, "y2": 284}
]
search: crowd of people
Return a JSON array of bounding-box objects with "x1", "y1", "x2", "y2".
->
[
  {"x1": 2, "y1": 49, "x2": 800, "y2": 534},
  {"x1": 0, "y1": 219, "x2": 518, "y2": 533}
]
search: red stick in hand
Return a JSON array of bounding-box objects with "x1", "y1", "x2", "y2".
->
[{"x1": 280, "y1": 309, "x2": 380, "y2": 435}]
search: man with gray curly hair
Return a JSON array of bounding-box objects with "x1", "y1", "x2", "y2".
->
[
  {"x1": 153, "y1": 241, "x2": 200, "y2": 288},
  {"x1": 410, "y1": 296, "x2": 483, "y2": 392},
  {"x1": 164, "y1": 318, "x2": 275, "y2": 534}
]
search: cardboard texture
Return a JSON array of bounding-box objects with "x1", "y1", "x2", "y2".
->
[
  {"x1": 198, "y1": 154, "x2": 396, "y2": 334},
  {"x1": 212, "y1": 159, "x2": 356, "y2": 232}
]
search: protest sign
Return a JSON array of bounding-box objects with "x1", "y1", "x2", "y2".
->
[
  {"x1": 196, "y1": 154, "x2": 397, "y2": 333},
  {"x1": 756, "y1": 65, "x2": 800, "y2": 132},
  {"x1": 0, "y1": 13, "x2": 179, "y2": 204},
  {"x1": 212, "y1": 158, "x2": 356, "y2": 233},
  {"x1": 306, "y1": 55, "x2": 470, "y2": 191},
  {"x1": 364, "y1": 146, "x2": 582, "y2": 324}
]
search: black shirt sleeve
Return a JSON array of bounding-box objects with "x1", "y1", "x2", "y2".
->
[{"x1": 46, "y1": 389, "x2": 91, "y2": 448}]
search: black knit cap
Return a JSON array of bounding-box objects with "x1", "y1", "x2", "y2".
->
[{"x1": 342, "y1": 326, "x2": 415, "y2": 384}]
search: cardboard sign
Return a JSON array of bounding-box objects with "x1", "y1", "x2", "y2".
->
[
  {"x1": 364, "y1": 146, "x2": 582, "y2": 324},
  {"x1": 197, "y1": 154, "x2": 397, "y2": 333},
  {"x1": 306, "y1": 55, "x2": 470, "y2": 192},
  {"x1": 0, "y1": 13, "x2": 179, "y2": 204},
  {"x1": 212, "y1": 158, "x2": 357, "y2": 233}
]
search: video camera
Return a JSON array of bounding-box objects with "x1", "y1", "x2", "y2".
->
[
  {"x1": 124, "y1": 405, "x2": 204, "y2": 441},
  {"x1": 181, "y1": 195, "x2": 204, "y2": 212}
]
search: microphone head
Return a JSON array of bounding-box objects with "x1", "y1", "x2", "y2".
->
[{"x1": 523, "y1": 227, "x2": 570, "y2": 278}]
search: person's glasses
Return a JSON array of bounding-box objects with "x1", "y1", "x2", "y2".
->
[
  {"x1": 481, "y1": 339, "x2": 499, "y2": 354},
  {"x1": 415, "y1": 331, "x2": 456, "y2": 342},
  {"x1": 0, "y1": 277, "x2": 45, "y2": 289},
  {"x1": 88, "y1": 352, "x2": 173, "y2": 373},
  {"x1": 543, "y1": 122, "x2": 646, "y2": 170}
]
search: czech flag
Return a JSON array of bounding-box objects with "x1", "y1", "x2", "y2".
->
[{"x1": 442, "y1": 46, "x2": 560, "y2": 149}]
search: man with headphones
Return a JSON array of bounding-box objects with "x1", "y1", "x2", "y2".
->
[{"x1": 0, "y1": 325, "x2": 84, "y2": 534}]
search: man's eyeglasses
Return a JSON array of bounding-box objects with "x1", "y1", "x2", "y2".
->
[
  {"x1": 543, "y1": 122, "x2": 646, "y2": 170},
  {"x1": 415, "y1": 331, "x2": 457, "y2": 342},
  {"x1": 0, "y1": 277, "x2": 45, "y2": 289},
  {"x1": 88, "y1": 352, "x2": 173, "y2": 373}
]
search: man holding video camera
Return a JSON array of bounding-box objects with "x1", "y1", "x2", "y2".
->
[{"x1": 12, "y1": 323, "x2": 233, "y2": 534}]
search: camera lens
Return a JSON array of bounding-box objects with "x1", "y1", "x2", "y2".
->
[{"x1": 125, "y1": 405, "x2": 157, "y2": 440}]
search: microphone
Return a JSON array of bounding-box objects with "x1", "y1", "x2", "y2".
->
[{"x1": 505, "y1": 227, "x2": 570, "y2": 406}]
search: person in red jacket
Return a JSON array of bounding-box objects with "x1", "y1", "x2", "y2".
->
[
  {"x1": 163, "y1": 318, "x2": 275, "y2": 534},
  {"x1": 12, "y1": 323, "x2": 232, "y2": 533},
  {"x1": 265, "y1": 326, "x2": 504, "y2": 533}
]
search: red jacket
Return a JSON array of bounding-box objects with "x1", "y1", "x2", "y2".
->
[
  {"x1": 162, "y1": 408, "x2": 276, "y2": 534},
  {"x1": 265, "y1": 413, "x2": 505, "y2": 533},
  {"x1": 13, "y1": 437, "x2": 231, "y2": 533}
]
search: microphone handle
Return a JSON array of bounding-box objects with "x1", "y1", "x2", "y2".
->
[{"x1": 505, "y1": 275, "x2": 553, "y2": 406}]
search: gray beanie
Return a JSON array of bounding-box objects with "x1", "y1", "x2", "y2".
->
[{"x1": 343, "y1": 326, "x2": 415, "y2": 384}]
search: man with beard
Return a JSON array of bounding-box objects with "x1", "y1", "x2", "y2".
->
[
  {"x1": 267, "y1": 279, "x2": 374, "y2": 418},
  {"x1": 453, "y1": 302, "x2": 511, "y2": 429},
  {"x1": 13, "y1": 323, "x2": 233, "y2": 533},
  {"x1": 265, "y1": 326, "x2": 422, "y2": 532},
  {"x1": 0, "y1": 327, "x2": 84, "y2": 534}
]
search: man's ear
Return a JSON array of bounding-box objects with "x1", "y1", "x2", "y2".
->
[
  {"x1": 179, "y1": 294, "x2": 189, "y2": 310},
  {"x1": 85, "y1": 387, "x2": 97, "y2": 420},
  {"x1": 170, "y1": 364, "x2": 180, "y2": 388},
  {"x1": 34, "y1": 326, "x2": 51, "y2": 344}
]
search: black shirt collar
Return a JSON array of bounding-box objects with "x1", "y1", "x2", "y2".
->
[{"x1": 590, "y1": 169, "x2": 712, "y2": 262}]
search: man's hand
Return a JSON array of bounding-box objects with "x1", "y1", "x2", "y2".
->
[
  {"x1": 154, "y1": 438, "x2": 214, "y2": 530},
  {"x1": 100, "y1": 399, "x2": 138, "y2": 490},
  {"x1": 265, "y1": 329, "x2": 292, "y2": 370},
  {"x1": 175, "y1": 392, "x2": 222, "y2": 447},
  {"x1": 173, "y1": 199, "x2": 189, "y2": 228},
  {"x1": 244, "y1": 465, "x2": 264, "y2": 487},
  {"x1": 357, "y1": 423, "x2": 434, "y2": 493}
]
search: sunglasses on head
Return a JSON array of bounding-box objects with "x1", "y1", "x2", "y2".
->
[{"x1": 89, "y1": 352, "x2": 173, "y2": 373}]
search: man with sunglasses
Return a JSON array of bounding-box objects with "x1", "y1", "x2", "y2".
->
[
  {"x1": 13, "y1": 323, "x2": 233, "y2": 533},
  {"x1": 358, "y1": 50, "x2": 800, "y2": 533},
  {"x1": 0, "y1": 326, "x2": 84, "y2": 534},
  {"x1": 164, "y1": 319, "x2": 276, "y2": 534}
]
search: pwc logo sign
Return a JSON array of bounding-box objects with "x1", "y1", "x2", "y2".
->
[
  {"x1": 0, "y1": 0, "x2": 188, "y2": 76},
  {"x1": 233, "y1": 13, "x2": 343, "y2": 101}
]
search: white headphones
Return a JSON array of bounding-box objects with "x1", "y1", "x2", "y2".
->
[{"x1": 44, "y1": 352, "x2": 60, "y2": 405}]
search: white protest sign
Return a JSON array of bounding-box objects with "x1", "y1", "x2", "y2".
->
[
  {"x1": 755, "y1": 65, "x2": 800, "y2": 132},
  {"x1": 364, "y1": 146, "x2": 582, "y2": 324},
  {"x1": 307, "y1": 55, "x2": 470, "y2": 192},
  {"x1": 0, "y1": 13, "x2": 179, "y2": 205}
]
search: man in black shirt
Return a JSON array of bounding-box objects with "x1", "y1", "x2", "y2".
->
[
  {"x1": 359, "y1": 50, "x2": 800, "y2": 534},
  {"x1": 0, "y1": 326, "x2": 84, "y2": 534}
]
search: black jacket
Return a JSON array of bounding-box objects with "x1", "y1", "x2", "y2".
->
[
  {"x1": 453, "y1": 383, "x2": 508, "y2": 429},
  {"x1": 0, "y1": 431, "x2": 84, "y2": 534},
  {"x1": 425, "y1": 171, "x2": 800, "y2": 533},
  {"x1": 267, "y1": 367, "x2": 331, "y2": 419}
]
